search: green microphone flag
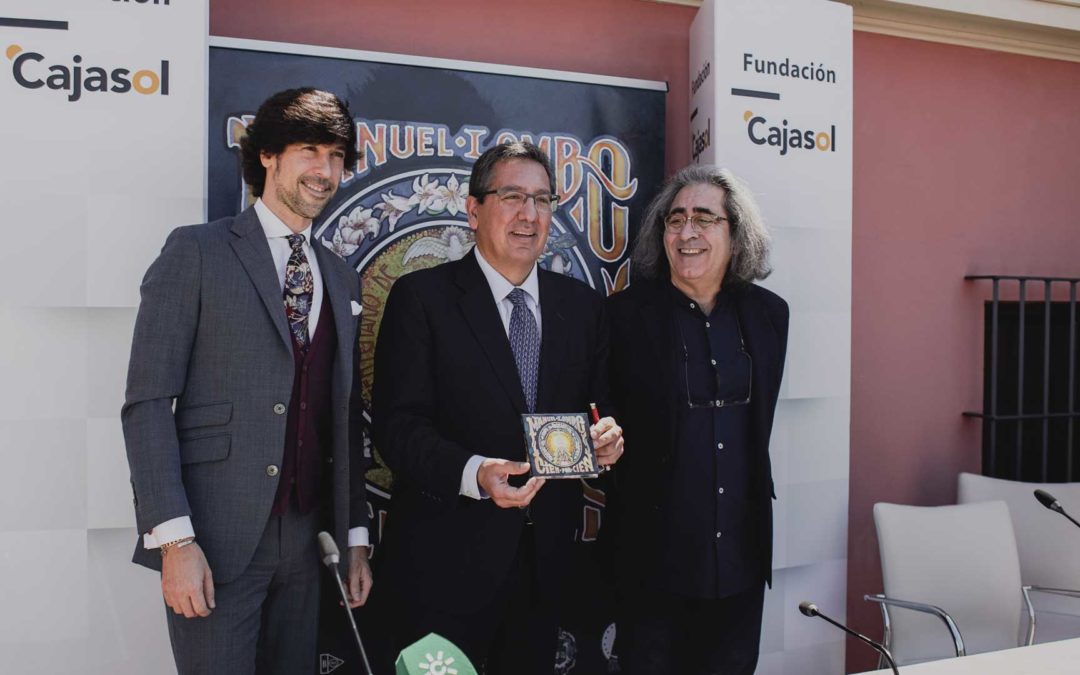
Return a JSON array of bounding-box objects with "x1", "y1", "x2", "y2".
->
[{"x1": 395, "y1": 633, "x2": 478, "y2": 675}]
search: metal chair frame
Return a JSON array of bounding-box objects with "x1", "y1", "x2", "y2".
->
[{"x1": 863, "y1": 587, "x2": 1039, "y2": 668}]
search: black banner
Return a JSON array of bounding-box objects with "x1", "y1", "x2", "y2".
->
[{"x1": 209, "y1": 43, "x2": 665, "y2": 674}]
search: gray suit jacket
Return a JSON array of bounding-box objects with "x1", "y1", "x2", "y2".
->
[{"x1": 122, "y1": 207, "x2": 368, "y2": 583}]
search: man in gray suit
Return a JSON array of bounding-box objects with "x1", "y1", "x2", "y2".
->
[{"x1": 122, "y1": 88, "x2": 371, "y2": 674}]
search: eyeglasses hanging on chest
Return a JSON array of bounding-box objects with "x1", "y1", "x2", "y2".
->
[{"x1": 675, "y1": 310, "x2": 752, "y2": 409}]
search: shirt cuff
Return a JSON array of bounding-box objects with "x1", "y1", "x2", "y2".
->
[
  {"x1": 348, "y1": 527, "x2": 370, "y2": 548},
  {"x1": 460, "y1": 454, "x2": 489, "y2": 500},
  {"x1": 143, "y1": 516, "x2": 194, "y2": 549}
]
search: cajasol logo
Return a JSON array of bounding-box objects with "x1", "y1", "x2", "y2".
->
[
  {"x1": 6, "y1": 44, "x2": 169, "y2": 102},
  {"x1": 743, "y1": 110, "x2": 836, "y2": 156}
]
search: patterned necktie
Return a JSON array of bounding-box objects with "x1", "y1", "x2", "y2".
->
[
  {"x1": 508, "y1": 288, "x2": 540, "y2": 412},
  {"x1": 283, "y1": 234, "x2": 314, "y2": 353}
]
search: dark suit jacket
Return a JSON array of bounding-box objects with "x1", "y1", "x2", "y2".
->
[
  {"x1": 121, "y1": 207, "x2": 369, "y2": 583},
  {"x1": 372, "y1": 249, "x2": 609, "y2": 614},
  {"x1": 606, "y1": 278, "x2": 788, "y2": 590}
]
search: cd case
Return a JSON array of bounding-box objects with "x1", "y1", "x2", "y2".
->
[{"x1": 521, "y1": 412, "x2": 598, "y2": 478}]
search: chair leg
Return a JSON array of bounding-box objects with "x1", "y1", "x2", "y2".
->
[{"x1": 1022, "y1": 586, "x2": 1036, "y2": 646}]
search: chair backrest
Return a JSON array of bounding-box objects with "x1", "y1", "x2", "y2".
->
[
  {"x1": 957, "y1": 472, "x2": 1080, "y2": 590},
  {"x1": 874, "y1": 501, "x2": 1023, "y2": 665}
]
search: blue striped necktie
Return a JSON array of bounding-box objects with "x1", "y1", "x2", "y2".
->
[{"x1": 507, "y1": 288, "x2": 539, "y2": 412}]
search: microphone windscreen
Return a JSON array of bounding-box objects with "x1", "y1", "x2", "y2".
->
[
  {"x1": 317, "y1": 531, "x2": 340, "y2": 567},
  {"x1": 396, "y1": 633, "x2": 478, "y2": 675},
  {"x1": 1034, "y1": 489, "x2": 1060, "y2": 510},
  {"x1": 798, "y1": 601, "x2": 818, "y2": 618}
]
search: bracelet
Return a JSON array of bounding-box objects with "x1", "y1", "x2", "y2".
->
[{"x1": 160, "y1": 536, "x2": 196, "y2": 558}]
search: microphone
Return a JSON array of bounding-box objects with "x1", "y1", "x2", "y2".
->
[
  {"x1": 317, "y1": 531, "x2": 373, "y2": 675},
  {"x1": 318, "y1": 531, "x2": 340, "y2": 566},
  {"x1": 1034, "y1": 489, "x2": 1080, "y2": 529},
  {"x1": 1034, "y1": 489, "x2": 1060, "y2": 511},
  {"x1": 798, "y1": 601, "x2": 899, "y2": 675}
]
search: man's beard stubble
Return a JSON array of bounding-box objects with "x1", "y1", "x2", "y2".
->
[{"x1": 277, "y1": 176, "x2": 334, "y2": 221}]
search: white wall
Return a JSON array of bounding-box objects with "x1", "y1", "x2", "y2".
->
[{"x1": 0, "y1": 1, "x2": 207, "y2": 672}]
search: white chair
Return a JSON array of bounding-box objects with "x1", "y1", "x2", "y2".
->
[
  {"x1": 958, "y1": 472, "x2": 1080, "y2": 641},
  {"x1": 866, "y1": 501, "x2": 1034, "y2": 666}
]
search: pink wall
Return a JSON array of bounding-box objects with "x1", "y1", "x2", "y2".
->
[
  {"x1": 211, "y1": 4, "x2": 1080, "y2": 671},
  {"x1": 848, "y1": 31, "x2": 1080, "y2": 672},
  {"x1": 210, "y1": 0, "x2": 696, "y2": 176}
]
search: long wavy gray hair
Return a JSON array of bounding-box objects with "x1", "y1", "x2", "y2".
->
[{"x1": 631, "y1": 165, "x2": 772, "y2": 284}]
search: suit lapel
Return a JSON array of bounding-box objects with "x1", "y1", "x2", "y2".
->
[
  {"x1": 732, "y1": 286, "x2": 776, "y2": 435},
  {"x1": 536, "y1": 271, "x2": 569, "y2": 412},
  {"x1": 637, "y1": 281, "x2": 678, "y2": 451},
  {"x1": 229, "y1": 208, "x2": 292, "y2": 352},
  {"x1": 456, "y1": 251, "x2": 527, "y2": 414},
  {"x1": 312, "y1": 242, "x2": 355, "y2": 388}
]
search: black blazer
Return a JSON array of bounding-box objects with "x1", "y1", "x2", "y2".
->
[
  {"x1": 606, "y1": 278, "x2": 789, "y2": 589},
  {"x1": 372, "y1": 249, "x2": 610, "y2": 613}
]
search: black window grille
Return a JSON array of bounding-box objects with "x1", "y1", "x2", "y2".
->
[{"x1": 964, "y1": 276, "x2": 1080, "y2": 482}]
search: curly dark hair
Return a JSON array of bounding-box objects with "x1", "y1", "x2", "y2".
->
[{"x1": 240, "y1": 88, "x2": 358, "y2": 198}]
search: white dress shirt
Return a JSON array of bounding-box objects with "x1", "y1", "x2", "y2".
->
[
  {"x1": 146, "y1": 200, "x2": 369, "y2": 549},
  {"x1": 458, "y1": 247, "x2": 542, "y2": 499}
]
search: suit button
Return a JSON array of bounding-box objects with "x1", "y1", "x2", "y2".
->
[
  {"x1": 273, "y1": 403, "x2": 286, "y2": 415},
  {"x1": 266, "y1": 465, "x2": 279, "y2": 477},
  {"x1": 326, "y1": 456, "x2": 334, "y2": 464}
]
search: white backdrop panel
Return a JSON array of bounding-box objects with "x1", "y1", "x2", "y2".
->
[
  {"x1": 0, "y1": 0, "x2": 207, "y2": 670},
  {"x1": 691, "y1": 0, "x2": 853, "y2": 671}
]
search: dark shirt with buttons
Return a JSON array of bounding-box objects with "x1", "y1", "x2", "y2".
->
[{"x1": 657, "y1": 283, "x2": 762, "y2": 600}]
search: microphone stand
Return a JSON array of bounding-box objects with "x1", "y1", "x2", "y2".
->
[
  {"x1": 800, "y1": 602, "x2": 899, "y2": 675},
  {"x1": 318, "y1": 531, "x2": 374, "y2": 675}
]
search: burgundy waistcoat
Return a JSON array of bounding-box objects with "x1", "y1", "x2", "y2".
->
[{"x1": 271, "y1": 291, "x2": 336, "y2": 516}]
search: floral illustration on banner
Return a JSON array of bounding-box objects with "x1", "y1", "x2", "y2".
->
[
  {"x1": 413, "y1": 173, "x2": 468, "y2": 217},
  {"x1": 327, "y1": 206, "x2": 380, "y2": 258},
  {"x1": 323, "y1": 173, "x2": 469, "y2": 258}
]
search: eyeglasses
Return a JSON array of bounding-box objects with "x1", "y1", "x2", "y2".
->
[
  {"x1": 675, "y1": 313, "x2": 752, "y2": 409},
  {"x1": 663, "y1": 213, "x2": 728, "y2": 234},
  {"x1": 479, "y1": 188, "x2": 560, "y2": 214}
]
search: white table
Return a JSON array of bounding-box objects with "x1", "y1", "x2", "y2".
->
[{"x1": 857, "y1": 637, "x2": 1080, "y2": 674}]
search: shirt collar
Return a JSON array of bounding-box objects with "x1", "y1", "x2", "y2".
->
[
  {"x1": 474, "y1": 247, "x2": 540, "y2": 305},
  {"x1": 254, "y1": 198, "x2": 313, "y2": 244},
  {"x1": 667, "y1": 280, "x2": 729, "y2": 314}
]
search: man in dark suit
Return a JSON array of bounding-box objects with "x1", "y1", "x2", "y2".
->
[
  {"x1": 607, "y1": 166, "x2": 789, "y2": 674},
  {"x1": 122, "y1": 88, "x2": 372, "y2": 674},
  {"x1": 372, "y1": 141, "x2": 624, "y2": 673}
]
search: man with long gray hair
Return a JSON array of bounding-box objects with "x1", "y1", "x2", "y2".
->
[{"x1": 607, "y1": 165, "x2": 788, "y2": 673}]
